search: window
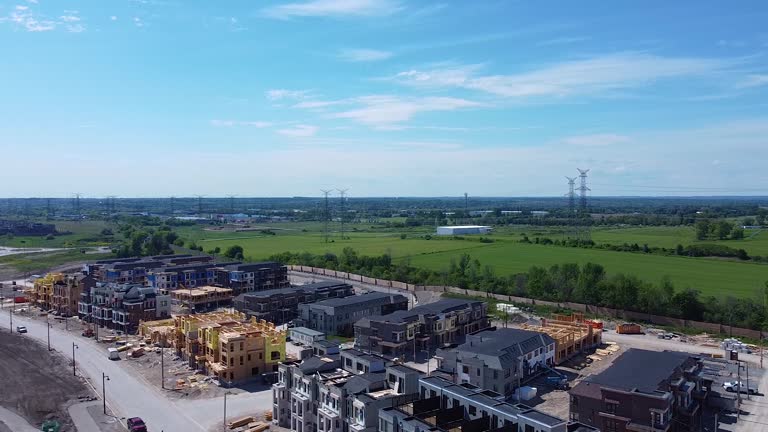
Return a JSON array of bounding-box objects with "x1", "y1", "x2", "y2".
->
[
  {"x1": 476, "y1": 368, "x2": 480, "y2": 376},
  {"x1": 605, "y1": 402, "x2": 618, "y2": 414},
  {"x1": 259, "y1": 352, "x2": 263, "y2": 360},
  {"x1": 603, "y1": 419, "x2": 617, "y2": 432},
  {"x1": 469, "y1": 406, "x2": 476, "y2": 416},
  {"x1": 271, "y1": 351, "x2": 281, "y2": 360},
  {"x1": 240, "y1": 356, "x2": 244, "y2": 366},
  {"x1": 493, "y1": 370, "x2": 498, "y2": 379},
  {"x1": 462, "y1": 366, "x2": 469, "y2": 373},
  {"x1": 248, "y1": 354, "x2": 251, "y2": 361}
]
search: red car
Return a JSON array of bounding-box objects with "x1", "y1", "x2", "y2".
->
[{"x1": 127, "y1": 417, "x2": 148, "y2": 432}]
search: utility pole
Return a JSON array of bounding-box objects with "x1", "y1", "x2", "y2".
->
[
  {"x1": 72, "y1": 342, "x2": 79, "y2": 376},
  {"x1": 338, "y1": 189, "x2": 348, "y2": 240},
  {"x1": 47, "y1": 319, "x2": 52, "y2": 351},
  {"x1": 169, "y1": 196, "x2": 176, "y2": 216},
  {"x1": 464, "y1": 193, "x2": 469, "y2": 224},
  {"x1": 195, "y1": 195, "x2": 204, "y2": 216},
  {"x1": 102, "y1": 373, "x2": 110, "y2": 415},
  {"x1": 321, "y1": 190, "x2": 332, "y2": 243}
]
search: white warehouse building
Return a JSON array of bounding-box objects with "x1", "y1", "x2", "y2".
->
[{"x1": 436, "y1": 225, "x2": 492, "y2": 235}]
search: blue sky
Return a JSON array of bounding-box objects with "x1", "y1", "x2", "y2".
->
[{"x1": 1, "y1": 0, "x2": 767, "y2": 198}]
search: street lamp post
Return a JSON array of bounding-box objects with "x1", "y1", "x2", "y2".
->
[
  {"x1": 421, "y1": 350, "x2": 431, "y2": 375},
  {"x1": 224, "y1": 391, "x2": 233, "y2": 430},
  {"x1": 47, "y1": 320, "x2": 52, "y2": 351},
  {"x1": 72, "y1": 342, "x2": 79, "y2": 376},
  {"x1": 102, "y1": 373, "x2": 110, "y2": 415},
  {"x1": 160, "y1": 346, "x2": 165, "y2": 389}
]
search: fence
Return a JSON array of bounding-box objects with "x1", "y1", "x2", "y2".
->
[{"x1": 288, "y1": 265, "x2": 764, "y2": 340}]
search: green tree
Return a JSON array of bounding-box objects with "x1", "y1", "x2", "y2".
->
[
  {"x1": 695, "y1": 220, "x2": 710, "y2": 240},
  {"x1": 224, "y1": 245, "x2": 244, "y2": 260},
  {"x1": 731, "y1": 227, "x2": 744, "y2": 240},
  {"x1": 716, "y1": 221, "x2": 733, "y2": 240}
]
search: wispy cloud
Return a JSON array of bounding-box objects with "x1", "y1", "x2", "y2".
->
[
  {"x1": 392, "y1": 53, "x2": 734, "y2": 99},
  {"x1": 133, "y1": 17, "x2": 143, "y2": 27},
  {"x1": 562, "y1": 134, "x2": 630, "y2": 147},
  {"x1": 537, "y1": 36, "x2": 590, "y2": 46},
  {"x1": 266, "y1": 89, "x2": 311, "y2": 101},
  {"x1": 110, "y1": 16, "x2": 118, "y2": 21},
  {"x1": 1, "y1": 6, "x2": 86, "y2": 32},
  {"x1": 736, "y1": 74, "x2": 768, "y2": 89},
  {"x1": 277, "y1": 124, "x2": 318, "y2": 137},
  {"x1": 332, "y1": 95, "x2": 482, "y2": 129},
  {"x1": 210, "y1": 120, "x2": 273, "y2": 128},
  {"x1": 262, "y1": 0, "x2": 401, "y2": 19},
  {"x1": 293, "y1": 100, "x2": 343, "y2": 109},
  {"x1": 339, "y1": 48, "x2": 393, "y2": 62}
]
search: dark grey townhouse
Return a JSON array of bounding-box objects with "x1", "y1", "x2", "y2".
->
[
  {"x1": 233, "y1": 281, "x2": 354, "y2": 325},
  {"x1": 298, "y1": 292, "x2": 409, "y2": 336},
  {"x1": 437, "y1": 327, "x2": 556, "y2": 396},
  {"x1": 355, "y1": 298, "x2": 489, "y2": 361}
]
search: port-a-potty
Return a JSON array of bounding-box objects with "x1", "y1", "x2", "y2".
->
[{"x1": 41, "y1": 420, "x2": 60, "y2": 432}]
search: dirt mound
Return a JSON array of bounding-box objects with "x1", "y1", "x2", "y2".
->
[{"x1": 0, "y1": 331, "x2": 90, "y2": 430}]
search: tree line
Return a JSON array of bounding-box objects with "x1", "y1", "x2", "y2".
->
[{"x1": 270, "y1": 247, "x2": 768, "y2": 331}]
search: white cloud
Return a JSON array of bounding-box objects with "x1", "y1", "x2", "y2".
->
[
  {"x1": 263, "y1": 0, "x2": 401, "y2": 19},
  {"x1": 266, "y1": 89, "x2": 310, "y2": 101},
  {"x1": 110, "y1": 16, "x2": 118, "y2": 21},
  {"x1": 16, "y1": 5, "x2": 29, "y2": 11},
  {"x1": 277, "y1": 124, "x2": 318, "y2": 137},
  {"x1": 562, "y1": 134, "x2": 630, "y2": 147},
  {"x1": 339, "y1": 48, "x2": 393, "y2": 62},
  {"x1": 537, "y1": 36, "x2": 590, "y2": 46},
  {"x1": 210, "y1": 120, "x2": 273, "y2": 128},
  {"x1": 26, "y1": 0, "x2": 38, "y2": 3},
  {"x1": 393, "y1": 53, "x2": 732, "y2": 99},
  {"x1": 736, "y1": 74, "x2": 768, "y2": 89},
  {"x1": 333, "y1": 95, "x2": 482, "y2": 129},
  {"x1": 60, "y1": 15, "x2": 80, "y2": 22},
  {"x1": 66, "y1": 23, "x2": 85, "y2": 33},
  {"x1": 293, "y1": 100, "x2": 343, "y2": 109},
  {"x1": 133, "y1": 17, "x2": 143, "y2": 27}
]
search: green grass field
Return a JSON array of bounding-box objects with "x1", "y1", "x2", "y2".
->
[
  {"x1": 183, "y1": 222, "x2": 767, "y2": 300},
  {"x1": 0, "y1": 220, "x2": 116, "y2": 248},
  {"x1": 590, "y1": 226, "x2": 768, "y2": 256}
]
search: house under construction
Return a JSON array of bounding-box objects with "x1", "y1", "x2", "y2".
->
[
  {"x1": 173, "y1": 311, "x2": 286, "y2": 384},
  {"x1": 517, "y1": 313, "x2": 602, "y2": 364}
]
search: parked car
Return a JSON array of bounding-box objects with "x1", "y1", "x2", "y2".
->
[
  {"x1": 723, "y1": 381, "x2": 758, "y2": 394},
  {"x1": 16, "y1": 326, "x2": 27, "y2": 333},
  {"x1": 127, "y1": 417, "x2": 148, "y2": 432}
]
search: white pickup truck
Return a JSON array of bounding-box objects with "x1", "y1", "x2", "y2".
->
[{"x1": 723, "y1": 381, "x2": 758, "y2": 394}]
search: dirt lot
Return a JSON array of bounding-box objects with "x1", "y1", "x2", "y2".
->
[{"x1": 0, "y1": 331, "x2": 92, "y2": 431}]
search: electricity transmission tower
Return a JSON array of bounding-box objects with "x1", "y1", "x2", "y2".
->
[
  {"x1": 227, "y1": 195, "x2": 236, "y2": 213},
  {"x1": 73, "y1": 193, "x2": 82, "y2": 222},
  {"x1": 195, "y1": 195, "x2": 204, "y2": 215},
  {"x1": 337, "y1": 189, "x2": 348, "y2": 240},
  {"x1": 321, "y1": 190, "x2": 332, "y2": 243},
  {"x1": 565, "y1": 177, "x2": 577, "y2": 239},
  {"x1": 577, "y1": 169, "x2": 591, "y2": 241}
]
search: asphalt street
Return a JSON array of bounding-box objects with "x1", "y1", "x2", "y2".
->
[{"x1": 0, "y1": 306, "x2": 275, "y2": 431}]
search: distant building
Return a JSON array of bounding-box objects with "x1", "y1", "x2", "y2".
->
[
  {"x1": 531, "y1": 211, "x2": 550, "y2": 216},
  {"x1": 501, "y1": 210, "x2": 522, "y2": 215},
  {"x1": 569, "y1": 349, "x2": 711, "y2": 432},
  {"x1": 233, "y1": 281, "x2": 355, "y2": 325},
  {"x1": 297, "y1": 292, "x2": 409, "y2": 336},
  {"x1": 437, "y1": 327, "x2": 556, "y2": 396},
  {"x1": 355, "y1": 298, "x2": 489, "y2": 361},
  {"x1": 469, "y1": 210, "x2": 494, "y2": 217},
  {"x1": 436, "y1": 225, "x2": 492, "y2": 236}
]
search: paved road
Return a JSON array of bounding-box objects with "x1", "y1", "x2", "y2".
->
[
  {"x1": 0, "y1": 407, "x2": 37, "y2": 432},
  {"x1": 0, "y1": 309, "x2": 207, "y2": 431},
  {"x1": 68, "y1": 401, "x2": 104, "y2": 432}
]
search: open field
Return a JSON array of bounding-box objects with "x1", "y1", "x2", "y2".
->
[
  {"x1": 0, "y1": 250, "x2": 113, "y2": 279},
  {"x1": 409, "y1": 241, "x2": 767, "y2": 299},
  {"x1": 590, "y1": 226, "x2": 768, "y2": 256},
  {"x1": 0, "y1": 220, "x2": 116, "y2": 248},
  {"x1": 183, "y1": 222, "x2": 768, "y2": 300}
]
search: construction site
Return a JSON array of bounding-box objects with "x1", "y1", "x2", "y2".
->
[
  {"x1": 516, "y1": 312, "x2": 603, "y2": 365},
  {"x1": 168, "y1": 311, "x2": 285, "y2": 385}
]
